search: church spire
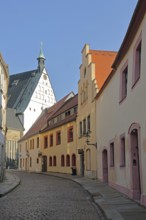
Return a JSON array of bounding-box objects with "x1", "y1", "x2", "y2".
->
[{"x1": 37, "y1": 42, "x2": 46, "y2": 73}]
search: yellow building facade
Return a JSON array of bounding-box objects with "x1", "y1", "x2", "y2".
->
[
  {"x1": 77, "y1": 44, "x2": 116, "y2": 178},
  {"x1": 18, "y1": 93, "x2": 78, "y2": 175}
]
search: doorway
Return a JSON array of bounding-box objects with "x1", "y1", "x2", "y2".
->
[
  {"x1": 102, "y1": 149, "x2": 108, "y2": 183},
  {"x1": 42, "y1": 155, "x2": 47, "y2": 172},
  {"x1": 130, "y1": 128, "x2": 141, "y2": 200},
  {"x1": 80, "y1": 151, "x2": 84, "y2": 176}
]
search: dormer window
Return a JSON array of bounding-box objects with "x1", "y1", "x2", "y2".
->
[
  {"x1": 11, "y1": 80, "x2": 19, "y2": 86},
  {"x1": 65, "y1": 110, "x2": 71, "y2": 117}
]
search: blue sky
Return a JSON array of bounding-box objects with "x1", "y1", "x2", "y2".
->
[{"x1": 1, "y1": 0, "x2": 138, "y2": 101}]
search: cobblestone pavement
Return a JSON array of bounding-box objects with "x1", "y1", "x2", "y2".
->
[{"x1": 0, "y1": 172, "x2": 104, "y2": 220}]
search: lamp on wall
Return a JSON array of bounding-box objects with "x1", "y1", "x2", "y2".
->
[{"x1": 84, "y1": 129, "x2": 97, "y2": 148}]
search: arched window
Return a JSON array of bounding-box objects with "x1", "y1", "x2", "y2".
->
[
  {"x1": 53, "y1": 156, "x2": 56, "y2": 166},
  {"x1": 66, "y1": 155, "x2": 70, "y2": 167},
  {"x1": 72, "y1": 154, "x2": 76, "y2": 167},
  {"x1": 61, "y1": 155, "x2": 65, "y2": 167},
  {"x1": 49, "y1": 156, "x2": 52, "y2": 166}
]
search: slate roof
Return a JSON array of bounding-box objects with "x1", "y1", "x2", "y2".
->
[
  {"x1": 8, "y1": 69, "x2": 40, "y2": 113},
  {"x1": 19, "y1": 92, "x2": 76, "y2": 142},
  {"x1": 6, "y1": 108, "x2": 24, "y2": 131}
]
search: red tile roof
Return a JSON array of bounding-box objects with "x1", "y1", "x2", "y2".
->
[
  {"x1": 89, "y1": 50, "x2": 117, "y2": 90},
  {"x1": 19, "y1": 92, "x2": 77, "y2": 142}
]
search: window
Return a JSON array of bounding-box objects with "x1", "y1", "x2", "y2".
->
[
  {"x1": 53, "y1": 156, "x2": 57, "y2": 166},
  {"x1": 56, "y1": 131, "x2": 61, "y2": 145},
  {"x1": 68, "y1": 126, "x2": 73, "y2": 142},
  {"x1": 30, "y1": 140, "x2": 32, "y2": 150},
  {"x1": 61, "y1": 155, "x2": 65, "y2": 167},
  {"x1": 110, "y1": 142, "x2": 114, "y2": 167},
  {"x1": 83, "y1": 119, "x2": 86, "y2": 135},
  {"x1": 72, "y1": 154, "x2": 76, "y2": 167},
  {"x1": 87, "y1": 115, "x2": 90, "y2": 132},
  {"x1": 25, "y1": 142, "x2": 28, "y2": 151},
  {"x1": 20, "y1": 159, "x2": 22, "y2": 168},
  {"x1": 50, "y1": 134, "x2": 53, "y2": 147},
  {"x1": 79, "y1": 121, "x2": 82, "y2": 136},
  {"x1": 30, "y1": 157, "x2": 32, "y2": 167},
  {"x1": 44, "y1": 136, "x2": 48, "y2": 148},
  {"x1": 36, "y1": 158, "x2": 39, "y2": 164},
  {"x1": 84, "y1": 68, "x2": 86, "y2": 77},
  {"x1": 32, "y1": 139, "x2": 34, "y2": 149},
  {"x1": 65, "y1": 110, "x2": 70, "y2": 117},
  {"x1": 120, "y1": 135, "x2": 126, "y2": 167},
  {"x1": 66, "y1": 155, "x2": 70, "y2": 167},
  {"x1": 37, "y1": 137, "x2": 39, "y2": 148},
  {"x1": 74, "y1": 106, "x2": 77, "y2": 114},
  {"x1": 11, "y1": 79, "x2": 19, "y2": 86},
  {"x1": 49, "y1": 156, "x2": 52, "y2": 166},
  {"x1": 133, "y1": 34, "x2": 142, "y2": 86},
  {"x1": 120, "y1": 63, "x2": 128, "y2": 102}
]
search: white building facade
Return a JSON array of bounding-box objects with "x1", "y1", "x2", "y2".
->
[
  {"x1": 96, "y1": 1, "x2": 146, "y2": 206},
  {"x1": 6, "y1": 48, "x2": 56, "y2": 167}
]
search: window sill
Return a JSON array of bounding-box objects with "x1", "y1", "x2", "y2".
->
[
  {"x1": 120, "y1": 165, "x2": 125, "y2": 168},
  {"x1": 110, "y1": 165, "x2": 115, "y2": 168},
  {"x1": 119, "y1": 95, "x2": 127, "y2": 104},
  {"x1": 131, "y1": 76, "x2": 140, "y2": 89}
]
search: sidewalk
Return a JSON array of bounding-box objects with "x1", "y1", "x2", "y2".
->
[
  {"x1": 43, "y1": 172, "x2": 146, "y2": 220},
  {"x1": 0, "y1": 171, "x2": 20, "y2": 197},
  {"x1": 1, "y1": 171, "x2": 146, "y2": 220}
]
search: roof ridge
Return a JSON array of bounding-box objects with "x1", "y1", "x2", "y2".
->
[
  {"x1": 89, "y1": 49, "x2": 117, "y2": 54},
  {"x1": 10, "y1": 69, "x2": 37, "y2": 77}
]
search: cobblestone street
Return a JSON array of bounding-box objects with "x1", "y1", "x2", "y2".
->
[{"x1": 0, "y1": 172, "x2": 103, "y2": 220}]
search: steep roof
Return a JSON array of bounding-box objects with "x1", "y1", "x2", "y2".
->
[
  {"x1": 89, "y1": 50, "x2": 117, "y2": 90},
  {"x1": 50, "y1": 93, "x2": 78, "y2": 119},
  {"x1": 6, "y1": 108, "x2": 24, "y2": 131},
  {"x1": 19, "y1": 92, "x2": 75, "y2": 142},
  {"x1": 42, "y1": 94, "x2": 78, "y2": 132},
  {"x1": 8, "y1": 69, "x2": 40, "y2": 113}
]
